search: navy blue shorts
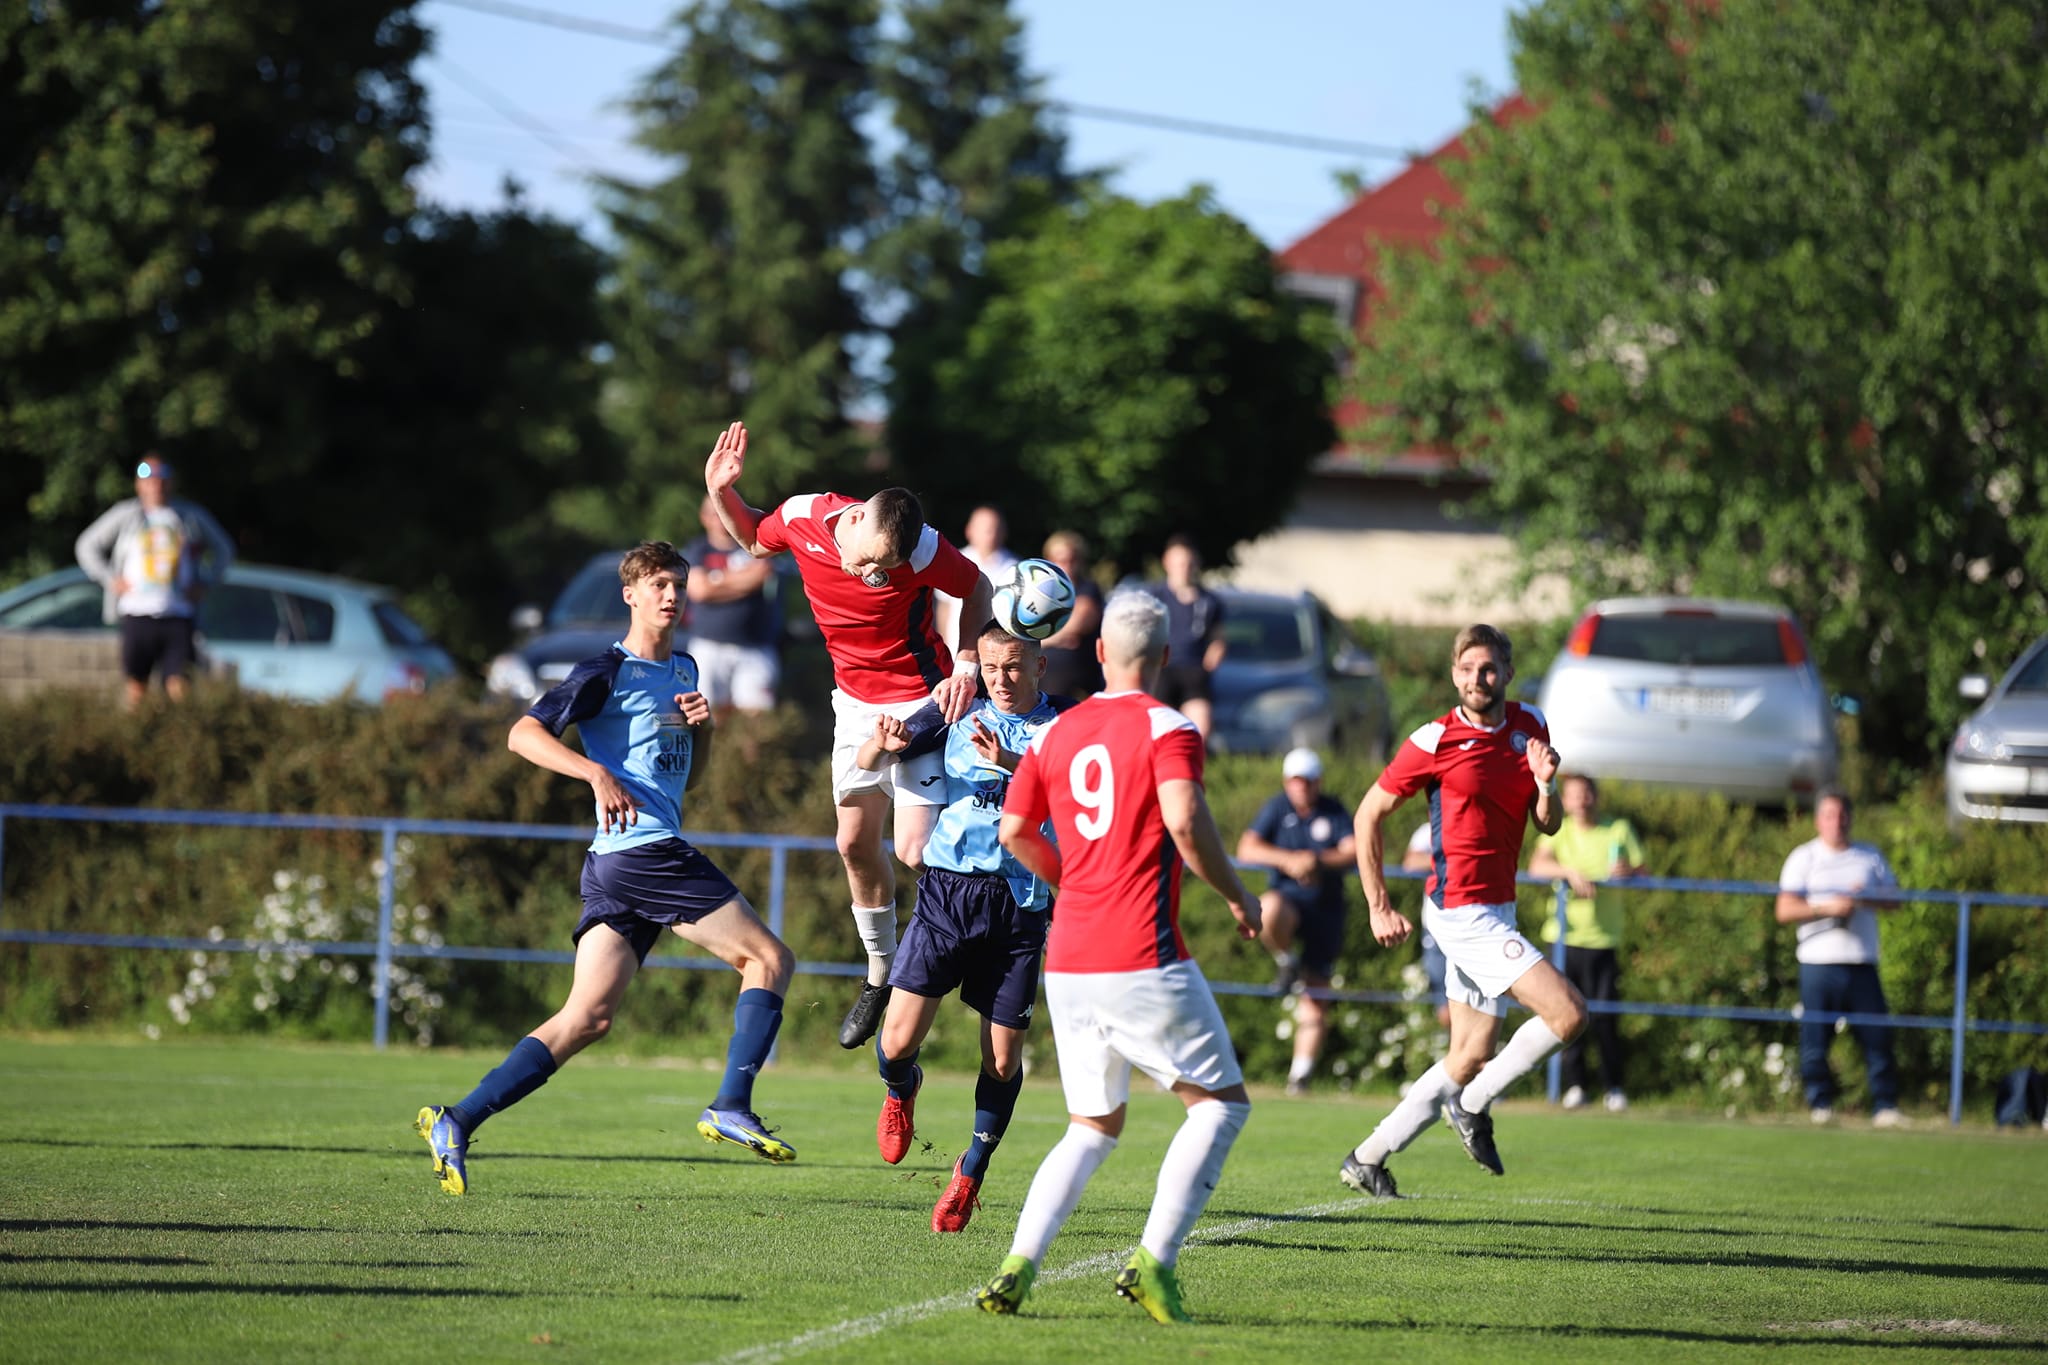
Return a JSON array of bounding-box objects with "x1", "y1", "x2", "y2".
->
[
  {"x1": 575, "y1": 837, "x2": 741, "y2": 964},
  {"x1": 891, "y1": 866, "x2": 1047, "y2": 1030},
  {"x1": 1280, "y1": 889, "x2": 1347, "y2": 981}
]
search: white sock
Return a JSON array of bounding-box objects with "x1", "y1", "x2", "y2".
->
[
  {"x1": 1288, "y1": 1055, "x2": 1315, "y2": 1084},
  {"x1": 1008, "y1": 1124, "x2": 1118, "y2": 1264},
  {"x1": 1140, "y1": 1100, "x2": 1250, "y2": 1268},
  {"x1": 1460, "y1": 1018, "x2": 1565, "y2": 1112},
  {"x1": 1354, "y1": 1061, "x2": 1458, "y2": 1166},
  {"x1": 850, "y1": 904, "x2": 896, "y2": 986}
]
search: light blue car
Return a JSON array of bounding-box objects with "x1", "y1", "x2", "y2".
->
[{"x1": 0, "y1": 563, "x2": 458, "y2": 703}]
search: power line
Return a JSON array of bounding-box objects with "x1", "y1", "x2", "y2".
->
[
  {"x1": 427, "y1": 53, "x2": 591, "y2": 165},
  {"x1": 427, "y1": 0, "x2": 1416, "y2": 162}
]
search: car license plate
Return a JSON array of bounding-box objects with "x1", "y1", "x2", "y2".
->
[{"x1": 1640, "y1": 686, "x2": 1734, "y2": 717}]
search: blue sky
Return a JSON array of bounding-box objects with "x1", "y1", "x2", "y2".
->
[{"x1": 412, "y1": 0, "x2": 1525, "y2": 250}]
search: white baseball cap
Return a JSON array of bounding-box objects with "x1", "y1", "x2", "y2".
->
[{"x1": 1282, "y1": 747, "x2": 1323, "y2": 781}]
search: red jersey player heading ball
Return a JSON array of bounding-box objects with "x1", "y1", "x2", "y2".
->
[{"x1": 704, "y1": 420, "x2": 993, "y2": 1049}]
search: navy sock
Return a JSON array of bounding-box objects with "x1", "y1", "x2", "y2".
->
[
  {"x1": 875, "y1": 1033, "x2": 920, "y2": 1099},
  {"x1": 960, "y1": 1066, "x2": 1023, "y2": 1180},
  {"x1": 711, "y1": 988, "x2": 783, "y2": 1112},
  {"x1": 450, "y1": 1035, "x2": 557, "y2": 1133}
]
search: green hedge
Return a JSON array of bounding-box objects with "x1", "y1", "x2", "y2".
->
[{"x1": 2, "y1": 686, "x2": 2043, "y2": 1114}]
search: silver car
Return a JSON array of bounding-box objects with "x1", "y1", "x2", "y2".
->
[
  {"x1": 1946, "y1": 633, "x2": 2048, "y2": 825},
  {"x1": 0, "y1": 563, "x2": 457, "y2": 703},
  {"x1": 1535, "y1": 597, "x2": 1837, "y2": 802}
]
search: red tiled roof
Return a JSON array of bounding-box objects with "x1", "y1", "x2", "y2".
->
[{"x1": 1278, "y1": 93, "x2": 1534, "y2": 327}]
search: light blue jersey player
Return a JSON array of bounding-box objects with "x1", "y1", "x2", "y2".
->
[
  {"x1": 414, "y1": 542, "x2": 798, "y2": 1197},
  {"x1": 854, "y1": 619, "x2": 1074, "y2": 1232}
]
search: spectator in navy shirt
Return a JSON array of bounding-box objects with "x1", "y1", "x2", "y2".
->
[
  {"x1": 1143, "y1": 534, "x2": 1226, "y2": 744},
  {"x1": 1238, "y1": 747, "x2": 1355, "y2": 1094},
  {"x1": 684, "y1": 496, "x2": 780, "y2": 715}
]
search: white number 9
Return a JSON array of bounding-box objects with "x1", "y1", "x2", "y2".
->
[{"x1": 1069, "y1": 744, "x2": 1115, "y2": 840}]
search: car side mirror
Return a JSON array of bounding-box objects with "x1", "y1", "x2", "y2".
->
[
  {"x1": 1959, "y1": 675, "x2": 1990, "y2": 702},
  {"x1": 509, "y1": 604, "x2": 543, "y2": 634}
]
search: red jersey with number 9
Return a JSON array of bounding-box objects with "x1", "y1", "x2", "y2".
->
[{"x1": 1003, "y1": 690, "x2": 1206, "y2": 972}]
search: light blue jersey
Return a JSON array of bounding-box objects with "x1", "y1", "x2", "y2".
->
[
  {"x1": 527, "y1": 644, "x2": 699, "y2": 855},
  {"x1": 903, "y1": 693, "x2": 1074, "y2": 911}
]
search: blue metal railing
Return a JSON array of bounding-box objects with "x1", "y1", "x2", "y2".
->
[{"x1": 1, "y1": 803, "x2": 2042, "y2": 1126}]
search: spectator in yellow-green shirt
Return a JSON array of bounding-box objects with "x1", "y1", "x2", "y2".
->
[{"x1": 1527, "y1": 774, "x2": 1644, "y2": 1113}]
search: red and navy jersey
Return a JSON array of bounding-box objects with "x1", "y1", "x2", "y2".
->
[
  {"x1": 756, "y1": 492, "x2": 981, "y2": 704},
  {"x1": 1003, "y1": 691, "x2": 1206, "y2": 973},
  {"x1": 1378, "y1": 702, "x2": 1549, "y2": 908}
]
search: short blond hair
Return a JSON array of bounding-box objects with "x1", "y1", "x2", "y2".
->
[
  {"x1": 1452, "y1": 623, "x2": 1513, "y2": 669},
  {"x1": 1101, "y1": 591, "x2": 1168, "y2": 668}
]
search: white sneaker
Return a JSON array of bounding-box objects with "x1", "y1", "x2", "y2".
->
[
  {"x1": 1603, "y1": 1089, "x2": 1629, "y2": 1113},
  {"x1": 1560, "y1": 1085, "x2": 1587, "y2": 1110},
  {"x1": 1871, "y1": 1108, "x2": 1906, "y2": 1129},
  {"x1": 1810, "y1": 1106, "x2": 1834, "y2": 1124}
]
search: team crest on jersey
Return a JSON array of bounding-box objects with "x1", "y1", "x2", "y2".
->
[
  {"x1": 1505, "y1": 940, "x2": 1525, "y2": 959},
  {"x1": 1510, "y1": 731, "x2": 1530, "y2": 753},
  {"x1": 1310, "y1": 817, "x2": 1332, "y2": 842}
]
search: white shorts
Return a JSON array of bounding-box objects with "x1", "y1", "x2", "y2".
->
[
  {"x1": 831, "y1": 689, "x2": 947, "y2": 806},
  {"x1": 1044, "y1": 960, "x2": 1244, "y2": 1117},
  {"x1": 1421, "y1": 897, "x2": 1544, "y2": 1018},
  {"x1": 690, "y1": 638, "x2": 779, "y2": 711}
]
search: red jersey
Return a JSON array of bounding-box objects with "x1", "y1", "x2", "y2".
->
[
  {"x1": 756, "y1": 492, "x2": 981, "y2": 703},
  {"x1": 1003, "y1": 691, "x2": 1206, "y2": 973},
  {"x1": 1378, "y1": 702, "x2": 1550, "y2": 908}
]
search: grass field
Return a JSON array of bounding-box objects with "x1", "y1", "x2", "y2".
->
[{"x1": 3, "y1": 1038, "x2": 2045, "y2": 1363}]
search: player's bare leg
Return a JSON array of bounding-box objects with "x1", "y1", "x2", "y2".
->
[
  {"x1": 1461, "y1": 959, "x2": 1587, "y2": 1111},
  {"x1": 1289, "y1": 975, "x2": 1330, "y2": 1094},
  {"x1": 836, "y1": 792, "x2": 897, "y2": 1046}
]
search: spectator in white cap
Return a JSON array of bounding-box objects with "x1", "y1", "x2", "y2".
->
[
  {"x1": 74, "y1": 452, "x2": 235, "y2": 708},
  {"x1": 1236, "y1": 746, "x2": 1355, "y2": 1094}
]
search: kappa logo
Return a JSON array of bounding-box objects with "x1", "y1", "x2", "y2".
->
[{"x1": 974, "y1": 1129, "x2": 997, "y2": 1143}]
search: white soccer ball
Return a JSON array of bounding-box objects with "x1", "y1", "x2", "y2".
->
[{"x1": 991, "y1": 558, "x2": 1076, "y2": 641}]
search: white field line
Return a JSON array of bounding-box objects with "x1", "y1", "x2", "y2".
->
[{"x1": 704, "y1": 1195, "x2": 1369, "y2": 1365}]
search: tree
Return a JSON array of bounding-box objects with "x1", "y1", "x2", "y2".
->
[
  {"x1": 890, "y1": 189, "x2": 1337, "y2": 572},
  {"x1": 1353, "y1": 0, "x2": 2048, "y2": 760},
  {"x1": 871, "y1": 0, "x2": 1090, "y2": 538},
  {"x1": 596, "y1": 0, "x2": 878, "y2": 535},
  {"x1": 0, "y1": 0, "x2": 426, "y2": 580},
  {"x1": 0, "y1": 3, "x2": 616, "y2": 664}
]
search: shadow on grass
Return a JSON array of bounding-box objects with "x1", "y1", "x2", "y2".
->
[
  {"x1": 1, "y1": 1254, "x2": 458, "y2": 1270},
  {"x1": 1216, "y1": 1314, "x2": 2044, "y2": 1352},
  {"x1": 1420, "y1": 1243, "x2": 2048, "y2": 1286},
  {"x1": 1303, "y1": 1209, "x2": 1945, "y2": 1249},
  {"x1": 0, "y1": 1281, "x2": 523, "y2": 1299}
]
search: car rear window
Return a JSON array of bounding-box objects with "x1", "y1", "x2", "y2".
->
[
  {"x1": 1220, "y1": 604, "x2": 1311, "y2": 664},
  {"x1": 286, "y1": 593, "x2": 335, "y2": 644},
  {"x1": 372, "y1": 601, "x2": 433, "y2": 648},
  {"x1": 1585, "y1": 615, "x2": 1788, "y2": 667}
]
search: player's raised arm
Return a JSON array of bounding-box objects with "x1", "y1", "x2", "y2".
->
[
  {"x1": 1159, "y1": 777, "x2": 1260, "y2": 940},
  {"x1": 703, "y1": 421, "x2": 774, "y2": 557}
]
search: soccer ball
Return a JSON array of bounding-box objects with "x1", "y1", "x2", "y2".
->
[{"x1": 991, "y1": 558, "x2": 1076, "y2": 641}]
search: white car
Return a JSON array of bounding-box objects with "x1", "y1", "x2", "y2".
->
[
  {"x1": 1946, "y1": 633, "x2": 2048, "y2": 825},
  {"x1": 1535, "y1": 597, "x2": 1838, "y2": 803}
]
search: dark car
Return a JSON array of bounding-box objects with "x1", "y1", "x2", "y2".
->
[
  {"x1": 1208, "y1": 587, "x2": 1393, "y2": 760},
  {"x1": 485, "y1": 551, "x2": 632, "y2": 703}
]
